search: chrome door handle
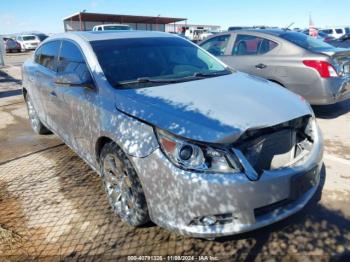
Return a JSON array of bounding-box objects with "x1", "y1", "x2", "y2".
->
[{"x1": 255, "y1": 63, "x2": 267, "y2": 69}]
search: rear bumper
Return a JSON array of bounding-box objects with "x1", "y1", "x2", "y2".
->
[
  {"x1": 306, "y1": 76, "x2": 350, "y2": 105},
  {"x1": 132, "y1": 124, "x2": 324, "y2": 238}
]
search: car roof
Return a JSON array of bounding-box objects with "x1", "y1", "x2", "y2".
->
[
  {"x1": 96, "y1": 24, "x2": 130, "y2": 27},
  {"x1": 48, "y1": 30, "x2": 178, "y2": 42},
  {"x1": 228, "y1": 29, "x2": 289, "y2": 36},
  {"x1": 18, "y1": 34, "x2": 37, "y2": 37}
]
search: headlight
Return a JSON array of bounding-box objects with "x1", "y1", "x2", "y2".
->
[
  {"x1": 304, "y1": 115, "x2": 317, "y2": 141},
  {"x1": 156, "y1": 128, "x2": 240, "y2": 173}
]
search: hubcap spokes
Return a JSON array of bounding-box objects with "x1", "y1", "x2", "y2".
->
[
  {"x1": 27, "y1": 98, "x2": 39, "y2": 130},
  {"x1": 103, "y1": 154, "x2": 134, "y2": 215}
]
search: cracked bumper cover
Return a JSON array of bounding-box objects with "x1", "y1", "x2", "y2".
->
[{"x1": 132, "y1": 126, "x2": 324, "y2": 238}]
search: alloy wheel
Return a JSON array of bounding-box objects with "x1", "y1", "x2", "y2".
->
[
  {"x1": 26, "y1": 97, "x2": 40, "y2": 132},
  {"x1": 103, "y1": 153, "x2": 136, "y2": 216}
]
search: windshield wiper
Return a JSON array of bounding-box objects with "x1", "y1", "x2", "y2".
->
[
  {"x1": 192, "y1": 69, "x2": 231, "y2": 78},
  {"x1": 116, "y1": 70, "x2": 232, "y2": 87},
  {"x1": 117, "y1": 77, "x2": 181, "y2": 86}
]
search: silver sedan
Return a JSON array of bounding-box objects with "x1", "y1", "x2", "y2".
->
[
  {"x1": 22, "y1": 31, "x2": 323, "y2": 238},
  {"x1": 200, "y1": 29, "x2": 350, "y2": 105}
]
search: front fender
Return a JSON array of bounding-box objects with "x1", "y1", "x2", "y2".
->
[{"x1": 99, "y1": 108, "x2": 159, "y2": 158}]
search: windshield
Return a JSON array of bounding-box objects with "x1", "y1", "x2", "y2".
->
[
  {"x1": 280, "y1": 32, "x2": 333, "y2": 51},
  {"x1": 104, "y1": 25, "x2": 131, "y2": 31},
  {"x1": 22, "y1": 36, "x2": 37, "y2": 41},
  {"x1": 91, "y1": 37, "x2": 229, "y2": 88}
]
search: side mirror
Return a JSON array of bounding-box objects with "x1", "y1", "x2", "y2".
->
[{"x1": 54, "y1": 72, "x2": 94, "y2": 89}]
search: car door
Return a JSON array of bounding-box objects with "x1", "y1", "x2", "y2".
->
[
  {"x1": 54, "y1": 40, "x2": 98, "y2": 161},
  {"x1": 224, "y1": 34, "x2": 279, "y2": 79},
  {"x1": 35, "y1": 40, "x2": 61, "y2": 130}
]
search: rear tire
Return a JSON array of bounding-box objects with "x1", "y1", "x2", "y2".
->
[
  {"x1": 25, "y1": 94, "x2": 51, "y2": 135},
  {"x1": 100, "y1": 142, "x2": 150, "y2": 226}
]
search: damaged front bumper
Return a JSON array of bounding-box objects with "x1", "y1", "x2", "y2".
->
[{"x1": 132, "y1": 121, "x2": 324, "y2": 238}]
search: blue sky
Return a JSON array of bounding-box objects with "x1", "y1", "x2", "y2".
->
[{"x1": 1, "y1": 0, "x2": 349, "y2": 34}]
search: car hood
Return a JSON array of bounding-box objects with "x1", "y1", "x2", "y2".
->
[{"x1": 115, "y1": 72, "x2": 311, "y2": 143}]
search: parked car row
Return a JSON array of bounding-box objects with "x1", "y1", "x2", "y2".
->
[
  {"x1": 23, "y1": 30, "x2": 328, "y2": 238},
  {"x1": 301, "y1": 30, "x2": 335, "y2": 42},
  {"x1": 320, "y1": 27, "x2": 350, "y2": 39},
  {"x1": 3, "y1": 33, "x2": 48, "y2": 53},
  {"x1": 200, "y1": 29, "x2": 350, "y2": 105}
]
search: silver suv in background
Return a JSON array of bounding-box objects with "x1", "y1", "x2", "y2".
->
[
  {"x1": 16, "y1": 34, "x2": 40, "y2": 51},
  {"x1": 22, "y1": 31, "x2": 323, "y2": 238},
  {"x1": 200, "y1": 30, "x2": 350, "y2": 105}
]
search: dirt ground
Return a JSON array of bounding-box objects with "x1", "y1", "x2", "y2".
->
[{"x1": 1, "y1": 52, "x2": 350, "y2": 261}]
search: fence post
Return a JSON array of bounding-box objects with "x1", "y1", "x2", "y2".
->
[{"x1": 0, "y1": 36, "x2": 5, "y2": 67}]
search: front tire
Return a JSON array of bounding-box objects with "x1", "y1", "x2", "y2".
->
[
  {"x1": 100, "y1": 142, "x2": 149, "y2": 226},
  {"x1": 25, "y1": 94, "x2": 51, "y2": 135}
]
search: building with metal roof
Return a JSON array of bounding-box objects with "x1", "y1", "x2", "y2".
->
[{"x1": 63, "y1": 12, "x2": 187, "y2": 32}]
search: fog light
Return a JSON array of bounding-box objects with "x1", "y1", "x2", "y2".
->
[{"x1": 201, "y1": 216, "x2": 217, "y2": 226}]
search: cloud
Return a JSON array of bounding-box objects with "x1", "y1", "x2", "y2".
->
[{"x1": 90, "y1": 0, "x2": 102, "y2": 8}]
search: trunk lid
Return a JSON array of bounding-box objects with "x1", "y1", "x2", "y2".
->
[{"x1": 317, "y1": 48, "x2": 350, "y2": 76}]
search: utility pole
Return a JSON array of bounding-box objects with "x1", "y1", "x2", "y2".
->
[{"x1": 0, "y1": 36, "x2": 5, "y2": 67}]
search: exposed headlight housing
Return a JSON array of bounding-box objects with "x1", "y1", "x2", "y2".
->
[{"x1": 156, "y1": 128, "x2": 240, "y2": 173}]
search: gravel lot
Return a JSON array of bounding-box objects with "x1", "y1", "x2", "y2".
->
[{"x1": 0, "y1": 52, "x2": 350, "y2": 261}]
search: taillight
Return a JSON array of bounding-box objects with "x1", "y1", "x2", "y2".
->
[{"x1": 303, "y1": 60, "x2": 338, "y2": 78}]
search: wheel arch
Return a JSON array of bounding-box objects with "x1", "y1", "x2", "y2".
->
[
  {"x1": 268, "y1": 79, "x2": 285, "y2": 87},
  {"x1": 95, "y1": 136, "x2": 114, "y2": 165}
]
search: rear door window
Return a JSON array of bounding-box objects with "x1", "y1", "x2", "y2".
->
[
  {"x1": 200, "y1": 35, "x2": 230, "y2": 56},
  {"x1": 39, "y1": 41, "x2": 60, "y2": 71},
  {"x1": 232, "y1": 35, "x2": 278, "y2": 55}
]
